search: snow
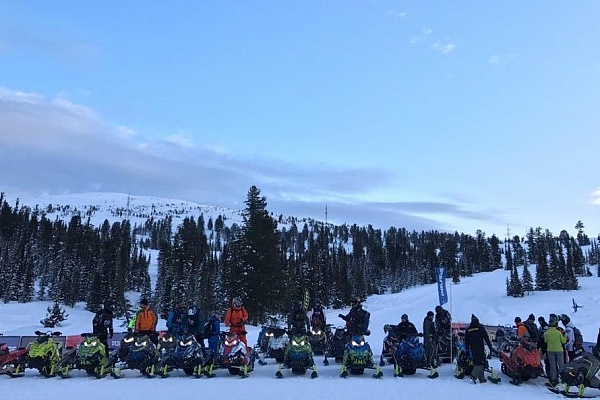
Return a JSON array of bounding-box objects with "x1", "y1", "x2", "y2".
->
[{"x1": 2, "y1": 269, "x2": 599, "y2": 400}]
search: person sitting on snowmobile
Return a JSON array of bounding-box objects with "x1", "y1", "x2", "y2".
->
[
  {"x1": 523, "y1": 314, "x2": 539, "y2": 342},
  {"x1": 92, "y1": 306, "x2": 114, "y2": 352},
  {"x1": 395, "y1": 314, "x2": 418, "y2": 340},
  {"x1": 288, "y1": 301, "x2": 310, "y2": 335},
  {"x1": 338, "y1": 297, "x2": 370, "y2": 336},
  {"x1": 310, "y1": 300, "x2": 327, "y2": 329}
]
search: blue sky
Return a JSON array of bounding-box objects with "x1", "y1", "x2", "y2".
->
[{"x1": 1, "y1": 1, "x2": 600, "y2": 237}]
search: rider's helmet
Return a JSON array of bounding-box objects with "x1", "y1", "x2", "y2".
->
[
  {"x1": 232, "y1": 297, "x2": 243, "y2": 309},
  {"x1": 351, "y1": 296, "x2": 362, "y2": 309},
  {"x1": 188, "y1": 305, "x2": 197, "y2": 316}
]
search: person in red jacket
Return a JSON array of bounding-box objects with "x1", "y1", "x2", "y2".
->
[{"x1": 224, "y1": 297, "x2": 249, "y2": 347}]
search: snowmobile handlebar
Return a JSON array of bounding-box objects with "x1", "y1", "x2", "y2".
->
[{"x1": 35, "y1": 330, "x2": 62, "y2": 336}]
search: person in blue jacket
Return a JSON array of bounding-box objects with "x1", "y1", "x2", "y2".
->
[
  {"x1": 204, "y1": 312, "x2": 221, "y2": 355},
  {"x1": 166, "y1": 304, "x2": 188, "y2": 338}
]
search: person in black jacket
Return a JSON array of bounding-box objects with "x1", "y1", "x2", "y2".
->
[
  {"x1": 396, "y1": 314, "x2": 418, "y2": 340},
  {"x1": 465, "y1": 314, "x2": 493, "y2": 384},
  {"x1": 423, "y1": 311, "x2": 439, "y2": 378},
  {"x1": 537, "y1": 316, "x2": 550, "y2": 376},
  {"x1": 338, "y1": 297, "x2": 370, "y2": 335},
  {"x1": 288, "y1": 301, "x2": 310, "y2": 335},
  {"x1": 92, "y1": 306, "x2": 114, "y2": 352}
]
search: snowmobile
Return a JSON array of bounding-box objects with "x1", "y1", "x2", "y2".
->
[
  {"x1": 0, "y1": 341, "x2": 28, "y2": 377},
  {"x1": 24, "y1": 331, "x2": 63, "y2": 377},
  {"x1": 453, "y1": 337, "x2": 501, "y2": 383},
  {"x1": 256, "y1": 326, "x2": 287, "y2": 365},
  {"x1": 339, "y1": 333, "x2": 382, "y2": 378},
  {"x1": 109, "y1": 332, "x2": 159, "y2": 378},
  {"x1": 379, "y1": 324, "x2": 403, "y2": 366},
  {"x1": 276, "y1": 331, "x2": 317, "y2": 378},
  {"x1": 156, "y1": 333, "x2": 205, "y2": 378},
  {"x1": 436, "y1": 329, "x2": 459, "y2": 364},
  {"x1": 546, "y1": 351, "x2": 600, "y2": 398},
  {"x1": 203, "y1": 331, "x2": 255, "y2": 378},
  {"x1": 324, "y1": 326, "x2": 348, "y2": 365},
  {"x1": 497, "y1": 336, "x2": 543, "y2": 384},
  {"x1": 57, "y1": 333, "x2": 110, "y2": 378},
  {"x1": 308, "y1": 324, "x2": 331, "y2": 356},
  {"x1": 392, "y1": 334, "x2": 426, "y2": 377}
]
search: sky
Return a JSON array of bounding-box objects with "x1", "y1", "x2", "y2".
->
[
  {"x1": 2, "y1": 263, "x2": 600, "y2": 398},
  {"x1": 1, "y1": 1, "x2": 600, "y2": 238}
]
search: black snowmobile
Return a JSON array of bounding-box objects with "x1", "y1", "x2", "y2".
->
[
  {"x1": 547, "y1": 352, "x2": 600, "y2": 398},
  {"x1": 109, "y1": 332, "x2": 158, "y2": 378}
]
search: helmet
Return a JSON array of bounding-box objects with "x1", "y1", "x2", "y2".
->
[
  {"x1": 435, "y1": 305, "x2": 443, "y2": 313},
  {"x1": 559, "y1": 314, "x2": 570, "y2": 324},
  {"x1": 232, "y1": 297, "x2": 242, "y2": 308},
  {"x1": 351, "y1": 296, "x2": 361, "y2": 308},
  {"x1": 188, "y1": 305, "x2": 197, "y2": 316},
  {"x1": 401, "y1": 314, "x2": 408, "y2": 321},
  {"x1": 314, "y1": 299, "x2": 322, "y2": 307}
]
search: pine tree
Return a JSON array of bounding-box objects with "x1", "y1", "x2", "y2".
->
[
  {"x1": 40, "y1": 301, "x2": 69, "y2": 327},
  {"x1": 521, "y1": 263, "x2": 534, "y2": 294}
]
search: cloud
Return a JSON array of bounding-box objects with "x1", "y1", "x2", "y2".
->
[
  {"x1": 432, "y1": 42, "x2": 456, "y2": 55},
  {"x1": 387, "y1": 10, "x2": 407, "y2": 19},
  {"x1": 592, "y1": 188, "x2": 600, "y2": 205},
  {"x1": 488, "y1": 53, "x2": 519, "y2": 66},
  {"x1": 410, "y1": 29, "x2": 432, "y2": 44},
  {"x1": 0, "y1": 87, "x2": 499, "y2": 233}
]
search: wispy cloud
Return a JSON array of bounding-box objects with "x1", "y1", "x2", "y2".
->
[
  {"x1": 592, "y1": 188, "x2": 600, "y2": 205},
  {"x1": 410, "y1": 29, "x2": 432, "y2": 44},
  {"x1": 432, "y1": 42, "x2": 456, "y2": 55},
  {"x1": 387, "y1": 10, "x2": 407, "y2": 19},
  {"x1": 488, "y1": 52, "x2": 519, "y2": 66}
]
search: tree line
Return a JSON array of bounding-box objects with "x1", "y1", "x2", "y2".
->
[{"x1": 0, "y1": 189, "x2": 598, "y2": 324}]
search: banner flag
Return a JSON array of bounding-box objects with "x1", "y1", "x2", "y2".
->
[{"x1": 436, "y1": 266, "x2": 448, "y2": 306}]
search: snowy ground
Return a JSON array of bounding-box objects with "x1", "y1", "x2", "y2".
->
[{"x1": 1, "y1": 268, "x2": 599, "y2": 400}]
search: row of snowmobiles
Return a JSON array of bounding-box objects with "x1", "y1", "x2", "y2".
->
[{"x1": 0, "y1": 330, "x2": 255, "y2": 379}]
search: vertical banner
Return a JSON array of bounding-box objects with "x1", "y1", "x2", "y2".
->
[
  {"x1": 436, "y1": 266, "x2": 448, "y2": 306},
  {"x1": 303, "y1": 289, "x2": 310, "y2": 311}
]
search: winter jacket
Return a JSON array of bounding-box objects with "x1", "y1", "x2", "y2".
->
[
  {"x1": 537, "y1": 321, "x2": 549, "y2": 353},
  {"x1": 395, "y1": 320, "x2": 418, "y2": 340},
  {"x1": 310, "y1": 306, "x2": 326, "y2": 328},
  {"x1": 524, "y1": 319, "x2": 539, "y2": 341},
  {"x1": 465, "y1": 320, "x2": 493, "y2": 366},
  {"x1": 423, "y1": 315, "x2": 438, "y2": 345},
  {"x1": 166, "y1": 308, "x2": 188, "y2": 337},
  {"x1": 135, "y1": 307, "x2": 158, "y2": 332},
  {"x1": 92, "y1": 309, "x2": 114, "y2": 339},
  {"x1": 225, "y1": 307, "x2": 248, "y2": 333},
  {"x1": 339, "y1": 305, "x2": 370, "y2": 335},
  {"x1": 545, "y1": 326, "x2": 567, "y2": 353},
  {"x1": 435, "y1": 309, "x2": 451, "y2": 333},
  {"x1": 563, "y1": 322, "x2": 576, "y2": 352},
  {"x1": 288, "y1": 309, "x2": 310, "y2": 334},
  {"x1": 186, "y1": 308, "x2": 205, "y2": 336}
]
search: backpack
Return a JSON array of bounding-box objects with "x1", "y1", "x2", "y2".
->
[
  {"x1": 524, "y1": 321, "x2": 539, "y2": 341},
  {"x1": 573, "y1": 326, "x2": 583, "y2": 348}
]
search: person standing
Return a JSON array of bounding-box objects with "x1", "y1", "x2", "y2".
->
[
  {"x1": 92, "y1": 306, "x2": 114, "y2": 352},
  {"x1": 224, "y1": 297, "x2": 249, "y2": 347},
  {"x1": 187, "y1": 304, "x2": 206, "y2": 352},
  {"x1": 166, "y1": 304, "x2": 188, "y2": 338},
  {"x1": 537, "y1": 316, "x2": 550, "y2": 377},
  {"x1": 423, "y1": 311, "x2": 439, "y2": 378},
  {"x1": 465, "y1": 314, "x2": 493, "y2": 384},
  {"x1": 545, "y1": 315, "x2": 566, "y2": 387},
  {"x1": 135, "y1": 298, "x2": 158, "y2": 344},
  {"x1": 204, "y1": 313, "x2": 221, "y2": 355},
  {"x1": 515, "y1": 317, "x2": 530, "y2": 339},
  {"x1": 559, "y1": 314, "x2": 576, "y2": 360}
]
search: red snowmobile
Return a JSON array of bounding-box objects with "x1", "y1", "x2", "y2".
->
[{"x1": 497, "y1": 337, "x2": 543, "y2": 384}]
